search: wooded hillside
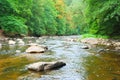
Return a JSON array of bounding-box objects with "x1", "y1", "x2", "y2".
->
[{"x1": 0, "y1": 0, "x2": 120, "y2": 37}]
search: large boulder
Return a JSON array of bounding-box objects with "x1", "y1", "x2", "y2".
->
[
  {"x1": 27, "y1": 61, "x2": 66, "y2": 71},
  {"x1": 25, "y1": 45, "x2": 46, "y2": 53}
]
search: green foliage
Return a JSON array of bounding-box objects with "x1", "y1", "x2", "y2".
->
[
  {"x1": 0, "y1": 16, "x2": 28, "y2": 36},
  {"x1": 65, "y1": 0, "x2": 87, "y2": 34},
  {"x1": 43, "y1": 0, "x2": 58, "y2": 35},
  {"x1": 0, "y1": 0, "x2": 32, "y2": 37},
  {"x1": 28, "y1": 0, "x2": 58, "y2": 36},
  {"x1": 0, "y1": 0, "x2": 82, "y2": 37},
  {"x1": 82, "y1": 34, "x2": 109, "y2": 39},
  {"x1": 56, "y1": 18, "x2": 66, "y2": 35},
  {"x1": 7, "y1": 0, "x2": 32, "y2": 18},
  {"x1": 54, "y1": 0, "x2": 67, "y2": 35},
  {"x1": 64, "y1": 0, "x2": 72, "y2": 6},
  {"x1": 84, "y1": 0, "x2": 120, "y2": 36}
]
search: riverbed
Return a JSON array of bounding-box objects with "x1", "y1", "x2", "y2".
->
[{"x1": 0, "y1": 36, "x2": 120, "y2": 80}]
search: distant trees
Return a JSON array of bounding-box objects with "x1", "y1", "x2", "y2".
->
[
  {"x1": 0, "y1": 0, "x2": 80, "y2": 37},
  {"x1": 64, "y1": 0, "x2": 86, "y2": 34},
  {"x1": 0, "y1": 0, "x2": 119, "y2": 37},
  {"x1": 28, "y1": 0, "x2": 58, "y2": 36},
  {"x1": 65, "y1": 0, "x2": 120, "y2": 37},
  {"x1": 0, "y1": 0, "x2": 32, "y2": 36}
]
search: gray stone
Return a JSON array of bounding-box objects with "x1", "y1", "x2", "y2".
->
[
  {"x1": 8, "y1": 40, "x2": 16, "y2": 45},
  {"x1": 25, "y1": 45, "x2": 46, "y2": 53},
  {"x1": 27, "y1": 61, "x2": 66, "y2": 71},
  {"x1": 81, "y1": 46, "x2": 89, "y2": 49},
  {"x1": 97, "y1": 49, "x2": 106, "y2": 53}
]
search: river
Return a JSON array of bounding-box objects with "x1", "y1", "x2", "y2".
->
[{"x1": 0, "y1": 36, "x2": 120, "y2": 80}]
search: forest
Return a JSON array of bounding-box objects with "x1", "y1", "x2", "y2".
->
[{"x1": 0, "y1": 0, "x2": 120, "y2": 37}]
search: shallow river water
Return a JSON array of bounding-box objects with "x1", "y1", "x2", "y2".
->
[{"x1": 0, "y1": 36, "x2": 120, "y2": 80}]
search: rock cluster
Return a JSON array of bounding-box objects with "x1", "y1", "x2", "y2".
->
[
  {"x1": 8, "y1": 39, "x2": 25, "y2": 45},
  {"x1": 81, "y1": 38, "x2": 99, "y2": 45},
  {"x1": 81, "y1": 38, "x2": 120, "y2": 50}
]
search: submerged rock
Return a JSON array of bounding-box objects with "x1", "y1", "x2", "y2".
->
[
  {"x1": 27, "y1": 61, "x2": 66, "y2": 71},
  {"x1": 97, "y1": 49, "x2": 106, "y2": 54}
]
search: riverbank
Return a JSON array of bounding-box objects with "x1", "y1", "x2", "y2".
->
[
  {"x1": 0, "y1": 32, "x2": 120, "y2": 51},
  {"x1": 81, "y1": 38, "x2": 120, "y2": 50}
]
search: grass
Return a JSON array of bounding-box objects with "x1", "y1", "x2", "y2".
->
[
  {"x1": 81, "y1": 34, "x2": 109, "y2": 39},
  {"x1": 81, "y1": 34, "x2": 120, "y2": 40}
]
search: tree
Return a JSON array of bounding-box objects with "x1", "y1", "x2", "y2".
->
[
  {"x1": 0, "y1": 16, "x2": 28, "y2": 36},
  {"x1": 85, "y1": 0, "x2": 120, "y2": 36},
  {"x1": 28, "y1": 0, "x2": 58, "y2": 36},
  {"x1": 0, "y1": 0, "x2": 32, "y2": 36},
  {"x1": 54, "y1": 0, "x2": 67, "y2": 35}
]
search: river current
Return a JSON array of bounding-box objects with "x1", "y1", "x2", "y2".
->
[{"x1": 0, "y1": 36, "x2": 120, "y2": 80}]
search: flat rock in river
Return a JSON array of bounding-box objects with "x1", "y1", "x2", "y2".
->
[
  {"x1": 27, "y1": 61, "x2": 66, "y2": 71},
  {"x1": 25, "y1": 45, "x2": 46, "y2": 53}
]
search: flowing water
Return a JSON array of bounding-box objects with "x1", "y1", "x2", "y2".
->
[{"x1": 0, "y1": 36, "x2": 120, "y2": 80}]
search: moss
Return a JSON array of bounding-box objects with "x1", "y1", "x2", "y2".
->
[{"x1": 81, "y1": 34, "x2": 109, "y2": 39}]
